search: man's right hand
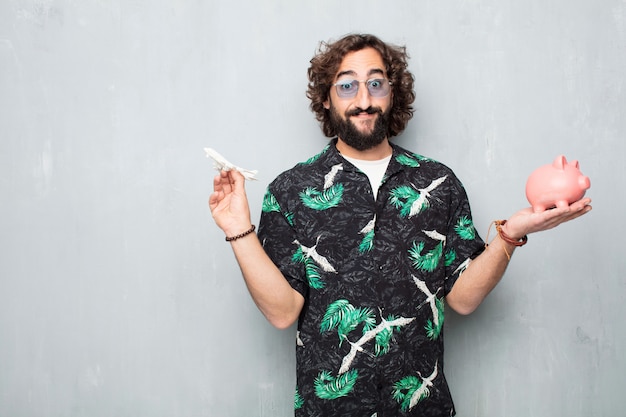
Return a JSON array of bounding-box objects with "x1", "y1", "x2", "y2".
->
[{"x1": 209, "y1": 170, "x2": 253, "y2": 238}]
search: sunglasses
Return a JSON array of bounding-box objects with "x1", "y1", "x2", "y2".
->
[{"x1": 332, "y1": 78, "x2": 392, "y2": 98}]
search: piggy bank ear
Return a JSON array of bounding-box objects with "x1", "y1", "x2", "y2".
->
[
  {"x1": 569, "y1": 159, "x2": 580, "y2": 169},
  {"x1": 552, "y1": 155, "x2": 567, "y2": 170}
]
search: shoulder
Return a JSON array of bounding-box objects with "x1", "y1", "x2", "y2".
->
[
  {"x1": 268, "y1": 143, "x2": 337, "y2": 192},
  {"x1": 391, "y1": 143, "x2": 460, "y2": 182}
]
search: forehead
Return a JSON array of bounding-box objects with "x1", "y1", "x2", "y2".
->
[{"x1": 335, "y1": 47, "x2": 386, "y2": 80}]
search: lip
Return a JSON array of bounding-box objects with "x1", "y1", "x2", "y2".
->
[{"x1": 351, "y1": 112, "x2": 377, "y2": 119}]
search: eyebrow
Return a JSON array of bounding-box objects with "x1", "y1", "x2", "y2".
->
[{"x1": 335, "y1": 68, "x2": 385, "y2": 80}]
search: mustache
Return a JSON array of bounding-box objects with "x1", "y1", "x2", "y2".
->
[{"x1": 345, "y1": 106, "x2": 383, "y2": 117}]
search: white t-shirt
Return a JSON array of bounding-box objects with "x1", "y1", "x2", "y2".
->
[{"x1": 341, "y1": 154, "x2": 392, "y2": 199}]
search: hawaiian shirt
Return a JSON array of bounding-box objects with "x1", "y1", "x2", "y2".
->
[{"x1": 258, "y1": 139, "x2": 485, "y2": 417}]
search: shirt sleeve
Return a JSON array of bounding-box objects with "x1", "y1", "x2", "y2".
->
[
  {"x1": 443, "y1": 175, "x2": 486, "y2": 294},
  {"x1": 257, "y1": 185, "x2": 309, "y2": 298}
]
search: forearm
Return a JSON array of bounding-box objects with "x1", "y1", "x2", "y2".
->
[
  {"x1": 209, "y1": 170, "x2": 304, "y2": 329},
  {"x1": 229, "y1": 232, "x2": 304, "y2": 329},
  {"x1": 446, "y1": 199, "x2": 592, "y2": 315},
  {"x1": 446, "y1": 234, "x2": 517, "y2": 315}
]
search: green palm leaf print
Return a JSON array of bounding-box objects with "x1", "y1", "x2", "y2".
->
[
  {"x1": 294, "y1": 387, "x2": 304, "y2": 410},
  {"x1": 300, "y1": 183, "x2": 344, "y2": 210},
  {"x1": 408, "y1": 241, "x2": 443, "y2": 272},
  {"x1": 425, "y1": 298, "x2": 445, "y2": 340},
  {"x1": 359, "y1": 229, "x2": 375, "y2": 252},
  {"x1": 337, "y1": 307, "x2": 376, "y2": 344},
  {"x1": 304, "y1": 260, "x2": 324, "y2": 289},
  {"x1": 389, "y1": 185, "x2": 417, "y2": 203},
  {"x1": 358, "y1": 217, "x2": 376, "y2": 253},
  {"x1": 320, "y1": 299, "x2": 352, "y2": 333},
  {"x1": 262, "y1": 191, "x2": 280, "y2": 213},
  {"x1": 389, "y1": 185, "x2": 428, "y2": 218},
  {"x1": 262, "y1": 191, "x2": 294, "y2": 226},
  {"x1": 374, "y1": 315, "x2": 401, "y2": 356},
  {"x1": 390, "y1": 176, "x2": 448, "y2": 218},
  {"x1": 392, "y1": 364, "x2": 438, "y2": 412},
  {"x1": 338, "y1": 315, "x2": 416, "y2": 374},
  {"x1": 320, "y1": 299, "x2": 376, "y2": 346},
  {"x1": 455, "y1": 216, "x2": 476, "y2": 240},
  {"x1": 395, "y1": 153, "x2": 421, "y2": 167},
  {"x1": 375, "y1": 327, "x2": 393, "y2": 356},
  {"x1": 444, "y1": 248, "x2": 456, "y2": 266},
  {"x1": 292, "y1": 247, "x2": 324, "y2": 289},
  {"x1": 392, "y1": 375, "x2": 429, "y2": 412},
  {"x1": 314, "y1": 369, "x2": 358, "y2": 400}
]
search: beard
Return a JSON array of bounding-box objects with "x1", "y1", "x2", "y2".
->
[{"x1": 329, "y1": 104, "x2": 391, "y2": 151}]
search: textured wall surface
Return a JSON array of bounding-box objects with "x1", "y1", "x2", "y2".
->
[{"x1": 1, "y1": 1, "x2": 624, "y2": 416}]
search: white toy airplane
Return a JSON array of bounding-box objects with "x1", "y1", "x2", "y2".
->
[{"x1": 204, "y1": 147, "x2": 258, "y2": 180}]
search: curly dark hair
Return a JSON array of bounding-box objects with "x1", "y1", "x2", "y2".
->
[{"x1": 307, "y1": 33, "x2": 415, "y2": 139}]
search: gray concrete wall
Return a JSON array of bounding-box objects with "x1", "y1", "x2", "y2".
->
[{"x1": 1, "y1": 1, "x2": 624, "y2": 415}]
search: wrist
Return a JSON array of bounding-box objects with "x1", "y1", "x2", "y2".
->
[
  {"x1": 485, "y1": 219, "x2": 528, "y2": 261},
  {"x1": 221, "y1": 220, "x2": 252, "y2": 237},
  {"x1": 225, "y1": 224, "x2": 256, "y2": 242},
  {"x1": 495, "y1": 220, "x2": 528, "y2": 246}
]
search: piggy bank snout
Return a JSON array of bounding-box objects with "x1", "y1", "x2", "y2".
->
[{"x1": 579, "y1": 175, "x2": 591, "y2": 190}]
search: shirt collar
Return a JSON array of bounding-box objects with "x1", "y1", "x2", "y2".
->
[{"x1": 323, "y1": 138, "x2": 409, "y2": 177}]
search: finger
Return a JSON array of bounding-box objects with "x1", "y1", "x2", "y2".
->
[
  {"x1": 557, "y1": 198, "x2": 592, "y2": 219},
  {"x1": 571, "y1": 197, "x2": 592, "y2": 211},
  {"x1": 213, "y1": 173, "x2": 224, "y2": 192},
  {"x1": 227, "y1": 169, "x2": 247, "y2": 192},
  {"x1": 209, "y1": 192, "x2": 217, "y2": 208},
  {"x1": 544, "y1": 201, "x2": 592, "y2": 228},
  {"x1": 565, "y1": 203, "x2": 593, "y2": 221},
  {"x1": 220, "y1": 170, "x2": 236, "y2": 194},
  {"x1": 208, "y1": 190, "x2": 222, "y2": 211}
]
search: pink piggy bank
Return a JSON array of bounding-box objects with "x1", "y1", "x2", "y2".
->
[{"x1": 525, "y1": 155, "x2": 591, "y2": 213}]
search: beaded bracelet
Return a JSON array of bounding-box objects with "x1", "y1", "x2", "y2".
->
[{"x1": 225, "y1": 225, "x2": 256, "y2": 242}]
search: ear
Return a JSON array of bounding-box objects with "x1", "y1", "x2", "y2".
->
[
  {"x1": 552, "y1": 155, "x2": 567, "y2": 170},
  {"x1": 323, "y1": 98, "x2": 330, "y2": 110}
]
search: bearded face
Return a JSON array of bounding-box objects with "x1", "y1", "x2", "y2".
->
[{"x1": 328, "y1": 103, "x2": 391, "y2": 152}]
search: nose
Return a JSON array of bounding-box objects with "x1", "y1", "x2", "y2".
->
[
  {"x1": 579, "y1": 176, "x2": 591, "y2": 190},
  {"x1": 354, "y1": 81, "x2": 373, "y2": 110}
]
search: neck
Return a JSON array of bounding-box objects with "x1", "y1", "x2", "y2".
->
[{"x1": 336, "y1": 138, "x2": 393, "y2": 160}]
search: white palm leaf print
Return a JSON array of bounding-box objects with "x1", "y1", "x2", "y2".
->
[
  {"x1": 338, "y1": 316, "x2": 415, "y2": 374},
  {"x1": 449, "y1": 257, "x2": 471, "y2": 278},
  {"x1": 408, "y1": 363, "x2": 438, "y2": 411},
  {"x1": 423, "y1": 229, "x2": 446, "y2": 243},
  {"x1": 408, "y1": 176, "x2": 447, "y2": 217},
  {"x1": 324, "y1": 164, "x2": 344, "y2": 189},
  {"x1": 359, "y1": 217, "x2": 376, "y2": 234},
  {"x1": 412, "y1": 276, "x2": 441, "y2": 328},
  {"x1": 293, "y1": 237, "x2": 337, "y2": 273}
]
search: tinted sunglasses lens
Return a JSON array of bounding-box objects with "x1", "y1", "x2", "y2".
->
[
  {"x1": 335, "y1": 80, "x2": 358, "y2": 98},
  {"x1": 367, "y1": 79, "x2": 390, "y2": 97}
]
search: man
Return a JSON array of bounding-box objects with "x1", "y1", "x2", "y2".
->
[{"x1": 209, "y1": 34, "x2": 591, "y2": 416}]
